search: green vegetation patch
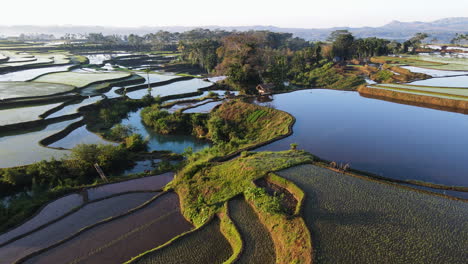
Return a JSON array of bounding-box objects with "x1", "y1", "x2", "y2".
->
[
  {"x1": 218, "y1": 204, "x2": 243, "y2": 264},
  {"x1": 130, "y1": 217, "x2": 232, "y2": 264},
  {"x1": 0, "y1": 81, "x2": 75, "y2": 100},
  {"x1": 276, "y1": 164, "x2": 468, "y2": 264},
  {"x1": 228, "y1": 197, "x2": 276, "y2": 264},
  {"x1": 33, "y1": 72, "x2": 132, "y2": 88},
  {"x1": 171, "y1": 150, "x2": 313, "y2": 226}
]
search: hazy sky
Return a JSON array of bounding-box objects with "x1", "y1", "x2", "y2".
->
[{"x1": 1, "y1": 0, "x2": 467, "y2": 28}]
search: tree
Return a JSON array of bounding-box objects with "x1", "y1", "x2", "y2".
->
[{"x1": 329, "y1": 30, "x2": 355, "y2": 61}]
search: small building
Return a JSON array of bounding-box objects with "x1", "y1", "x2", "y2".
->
[{"x1": 256, "y1": 84, "x2": 275, "y2": 95}]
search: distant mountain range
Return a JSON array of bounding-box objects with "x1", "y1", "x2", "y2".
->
[{"x1": 1, "y1": 17, "x2": 467, "y2": 43}]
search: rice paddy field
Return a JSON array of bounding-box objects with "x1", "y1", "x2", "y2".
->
[
  {"x1": 130, "y1": 217, "x2": 232, "y2": 264},
  {"x1": 86, "y1": 172, "x2": 174, "y2": 201},
  {"x1": 23, "y1": 192, "x2": 192, "y2": 264},
  {"x1": 0, "y1": 52, "x2": 71, "y2": 72},
  {"x1": 0, "y1": 193, "x2": 84, "y2": 246},
  {"x1": 228, "y1": 198, "x2": 276, "y2": 264},
  {"x1": 44, "y1": 96, "x2": 103, "y2": 119},
  {"x1": 408, "y1": 75, "x2": 468, "y2": 88},
  {"x1": 275, "y1": 164, "x2": 468, "y2": 264},
  {"x1": 0, "y1": 192, "x2": 156, "y2": 264},
  {"x1": 182, "y1": 100, "x2": 223, "y2": 113},
  {"x1": 400, "y1": 66, "x2": 467, "y2": 77},
  {"x1": 126, "y1": 78, "x2": 212, "y2": 99},
  {"x1": 33, "y1": 72, "x2": 132, "y2": 88},
  {"x1": 0, "y1": 103, "x2": 63, "y2": 126},
  {"x1": 372, "y1": 56, "x2": 468, "y2": 71},
  {"x1": 370, "y1": 83, "x2": 468, "y2": 100},
  {"x1": 0, "y1": 82, "x2": 75, "y2": 100},
  {"x1": 0, "y1": 65, "x2": 72, "y2": 82},
  {"x1": 0, "y1": 118, "x2": 81, "y2": 168},
  {"x1": 48, "y1": 124, "x2": 117, "y2": 149}
]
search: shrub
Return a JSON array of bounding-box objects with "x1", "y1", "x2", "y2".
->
[
  {"x1": 107, "y1": 124, "x2": 135, "y2": 141},
  {"x1": 124, "y1": 134, "x2": 148, "y2": 152},
  {"x1": 68, "y1": 144, "x2": 131, "y2": 179}
]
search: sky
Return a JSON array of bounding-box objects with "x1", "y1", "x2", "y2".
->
[{"x1": 1, "y1": 0, "x2": 467, "y2": 28}]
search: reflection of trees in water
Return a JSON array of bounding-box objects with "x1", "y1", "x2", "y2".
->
[{"x1": 256, "y1": 95, "x2": 276, "y2": 109}]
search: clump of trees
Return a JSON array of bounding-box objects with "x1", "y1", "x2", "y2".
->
[
  {"x1": 141, "y1": 105, "x2": 208, "y2": 137},
  {"x1": 451, "y1": 33, "x2": 468, "y2": 45}
]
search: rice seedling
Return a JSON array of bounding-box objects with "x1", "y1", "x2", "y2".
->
[
  {"x1": 130, "y1": 217, "x2": 232, "y2": 264},
  {"x1": 228, "y1": 197, "x2": 276, "y2": 264},
  {"x1": 276, "y1": 164, "x2": 468, "y2": 264}
]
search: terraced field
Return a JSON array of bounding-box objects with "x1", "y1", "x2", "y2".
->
[
  {"x1": 0, "y1": 192, "x2": 156, "y2": 264},
  {"x1": 126, "y1": 78, "x2": 212, "y2": 99},
  {"x1": 229, "y1": 198, "x2": 276, "y2": 264},
  {"x1": 0, "y1": 82, "x2": 75, "y2": 100},
  {"x1": 86, "y1": 172, "x2": 174, "y2": 201},
  {"x1": 33, "y1": 72, "x2": 132, "y2": 88},
  {"x1": 0, "y1": 193, "x2": 84, "y2": 246},
  {"x1": 372, "y1": 56, "x2": 468, "y2": 71},
  {"x1": 48, "y1": 124, "x2": 117, "y2": 149},
  {"x1": 23, "y1": 192, "x2": 192, "y2": 264},
  {"x1": 0, "y1": 103, "x2": 63, "y2": 126},
  {"x1": 370, "y1": 83, "x2": 468, "y2": 100},
  {"x1": 276, "y1": 164, "x2": 468, "y2": 264},
  {"x1": 0, "y1": 117, "x2": 81, "y2": 167},
  {"x1": 45, "y1": 96, "x2": 103, "y2": 119},
  {"x1": 0, "y1": 65, "x2": 72, "y2": 82},
  {"x1": 400, "y1": 66, "x2": 468, "y2": 77},
  {"x1": 130, "y1": 217, "x2": 232, "y2": 264}
]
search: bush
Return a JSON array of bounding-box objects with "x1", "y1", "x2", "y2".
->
[
  {"x1": 107, "y1": 124, "x2": 135, "y2": 141},
  {"x1": 245, "y1": 187, "x2": 284, "y2": 214},
  {"x1": 124, "y1": 134, "x2": 148, "y2": 152},
  {"x1": 68, "y1": 144, "x2": 132, "y2": 179}
]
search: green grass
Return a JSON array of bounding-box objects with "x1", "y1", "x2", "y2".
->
[
  {"x1": 33, "y1": 72, "x2": 132, "y2": 88},
  {"x1": 171, "y1": 150, "x2": 313, "y2": 226},
  {"x1": 276, "y1": 164, "x2": 468, "y2": 264},
  {"x1": 0, "y1": 81, "x2": 75, "y2": 99},
  {"x1": 218, "y1": 204, "x2": 243, "y2": 264},
  {"x1": 130, "y1": 217, "x2": 233, "y2": 264},
  {"x1": 247, "y1": 110, "x2": 267, "y2": 123},
  {"x1": 211, "y1": 100, "x2": 293, "y2": 149},
  {"x1": 228, "y1": 197, "x2": 276, "y2": 264}
]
